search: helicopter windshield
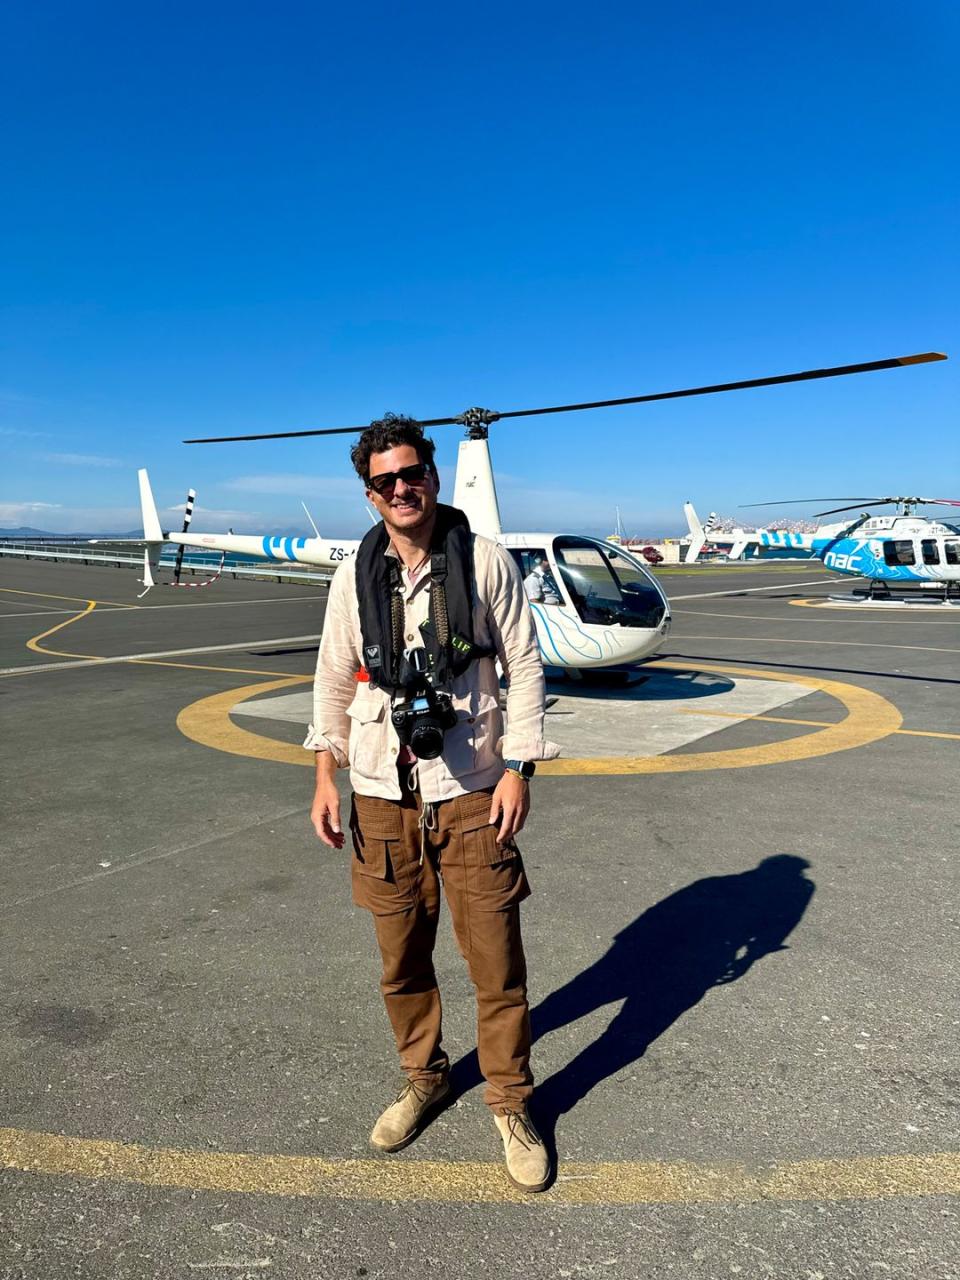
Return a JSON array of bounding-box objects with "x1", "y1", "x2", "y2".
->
[{"x1": 553, "y1": 537, "x2": 666, "y2": 628}]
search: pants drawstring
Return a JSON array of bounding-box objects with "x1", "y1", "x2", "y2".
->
[{"x1": 418, "y1": 799, "x2": 437, "y2": 866}]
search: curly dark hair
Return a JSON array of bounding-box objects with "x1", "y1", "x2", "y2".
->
[{"x1": 350, "y1": 413, "x2": 438, "y2": 482}]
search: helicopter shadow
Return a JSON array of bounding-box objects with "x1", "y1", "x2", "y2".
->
[
  {"x1": 448, "y1": 854, "x2": 815, "y2": 1154},
  {"x1": 542, "y1": 669, "x2": 737, "y2": 704}
]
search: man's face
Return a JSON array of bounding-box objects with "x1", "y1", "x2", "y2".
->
[{"x1": 365, "y1": 444, "x2": 439, "y2": 535}]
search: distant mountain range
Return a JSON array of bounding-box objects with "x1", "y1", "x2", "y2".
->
[
  {"x1": 1, "y1": 524, "x2": 312, "y2": 539},
  {"x1": 0, "y1": 526, "x2": 143, "y2": 539}
]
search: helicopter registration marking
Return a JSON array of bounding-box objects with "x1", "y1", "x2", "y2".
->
[{"x1": 175, "y1": 663, "x2": 902, "y2": 775}]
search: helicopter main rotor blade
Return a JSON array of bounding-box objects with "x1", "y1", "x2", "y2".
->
[
  {"x1": 812, "y1": 498, "x2": 960, "y2": 515},
  {"x1": 182, "y1": 351, "x2": 947, "y2": 444},
  {"x1": 812, "y1": 501, "x2": 892, "y2": 517},
  {"x1": 183, "y1": 413, "x2": 462, "y2": 444},
  {"x1": 493, "y1": 354, "x2": 946, "y2": 423},
  {"x1": 740, "y1": 497, "x2": 882, "y2": 508},
  {"x1": 742, "y1": 495, "x2": 960, "y2": 516}
]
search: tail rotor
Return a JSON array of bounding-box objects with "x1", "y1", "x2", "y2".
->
[{"x1": 172, "y1": 488, "x2": 196, "y2": 585}]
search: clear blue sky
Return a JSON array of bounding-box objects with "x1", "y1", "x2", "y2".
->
[{"x1": 1, "y1": 1, "x2": 956, "y2": 536}]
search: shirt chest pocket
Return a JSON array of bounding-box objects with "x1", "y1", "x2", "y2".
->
[
  {"x1": 346, "y1": 690, "x2": 388, "y2": 779},
  {"x1": 442, "y1": 690, "x2": 502, "y2": 777}
]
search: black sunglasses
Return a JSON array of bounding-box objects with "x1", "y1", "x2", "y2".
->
[{"x1": 365, "y1": 462, "x2": 432, "y2": 496}]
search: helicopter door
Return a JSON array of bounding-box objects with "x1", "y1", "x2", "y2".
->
[
  {"x1": 945, "y1": 540, "x2": 960, "y2": 565},
  {"x1": 921, "y1": 539, "x2": 940, "y2": 565}
]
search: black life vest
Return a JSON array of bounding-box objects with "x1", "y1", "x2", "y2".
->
[{"x1": 355, "y1": 503, "x2": 493, "y2": 694}]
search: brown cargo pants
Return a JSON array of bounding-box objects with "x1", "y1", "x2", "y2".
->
[{"x1": 349, "y1": 779, "x2": 533, "y2": 1113}]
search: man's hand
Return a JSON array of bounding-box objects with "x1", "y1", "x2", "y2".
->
[
  {"x1": 489, "y1": 771, "x2": 530, "y2": 848},
  {"x1": 311, "y1": 753, "x2": 344, "y2": 848}
]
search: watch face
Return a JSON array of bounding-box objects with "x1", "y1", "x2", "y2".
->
[{"x1": 507, "y1": 760, "x2": 535, "y2": 779}]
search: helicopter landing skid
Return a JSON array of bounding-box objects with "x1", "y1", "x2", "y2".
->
[{"x1": 826, "y1": 586, "x2": 960, "y2": 609}]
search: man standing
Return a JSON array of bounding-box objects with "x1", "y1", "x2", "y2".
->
[{"x1": 305, "y1": 414, "x2": 558, "y2": 1193}]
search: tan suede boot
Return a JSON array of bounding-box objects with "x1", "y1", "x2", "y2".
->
[
  {"x1": 370, "y1": 1078, "x2": 451, "y2": 1152},
  {"x1": 494, "y1": 1109, "x2": 552, "y2": 1193}
]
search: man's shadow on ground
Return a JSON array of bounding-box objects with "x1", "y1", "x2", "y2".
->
[{"x1": 449, "y1": 854, "x2": 815, "y2": 1151}]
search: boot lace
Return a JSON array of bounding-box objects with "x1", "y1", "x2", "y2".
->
[
  {"x1": 505, "y1": 1111, "x2": 542, "y2": 1151},
  {"x1": 395, "y1": 1079, "x2": 436, "y2": 1107}
]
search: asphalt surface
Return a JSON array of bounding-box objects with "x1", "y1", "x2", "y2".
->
[{"x1": 1, "y1": 556, "x2": 958, "y2": 1279}]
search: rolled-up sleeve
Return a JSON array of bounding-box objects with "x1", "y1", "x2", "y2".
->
[
  {"x1": 302, "y1": 561, "x2": 360, "y2": 765},
  {"x1": 485, "y1": 544, "x2": 560, "y2": 763}
]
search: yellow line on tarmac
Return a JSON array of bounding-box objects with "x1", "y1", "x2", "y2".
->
[
  {"x1": 1, "y1": 1127, "x2": 958, "y2": 1205},
  {"x1": 26, "y1": 600, "x2": 97, "y2": 653},
  {"x1": 0, "y1": 586, "x2": 137, "y2": 608},
  {"x1": 16, "y1": 601, "x2": 296, "y2": 680},
  {"x1": 138, "y1": 660, "x2": 306, "y2": 678},
  {"x1": 677, "y1": 707, "x2": 960, "y2": 741}
]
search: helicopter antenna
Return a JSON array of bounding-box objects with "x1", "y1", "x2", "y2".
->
[
  {"x1": 300, "y1": 500, "x2": 322, "y2": 539},
  {"x1": 183, "y1": 352, "x2": 947, "y2": 444}
]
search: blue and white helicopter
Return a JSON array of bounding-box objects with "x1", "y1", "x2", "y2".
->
[{"x1": 740, "y1": 496, "x2": 960, "y2": 599}]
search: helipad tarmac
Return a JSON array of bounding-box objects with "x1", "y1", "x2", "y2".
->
[{"x1": 1, "y1": 556, "x2": 958, "y2": 1279}]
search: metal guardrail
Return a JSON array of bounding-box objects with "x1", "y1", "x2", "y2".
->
[{"x1": 0, "y1": 541, "x2": 333, "y2": 587}]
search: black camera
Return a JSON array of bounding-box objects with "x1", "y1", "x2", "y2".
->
[{"x1": 390, "y1": 649, "x2": 458, "y2": 761}]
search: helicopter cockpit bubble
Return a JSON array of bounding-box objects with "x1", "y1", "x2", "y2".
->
[{"x1": 552, "y1": 537, "x2": 667, "y2": 629}]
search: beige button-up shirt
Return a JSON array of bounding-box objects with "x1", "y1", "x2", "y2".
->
[{"x1": 303, "y1": 533, "x2": 560, "y2": 802}]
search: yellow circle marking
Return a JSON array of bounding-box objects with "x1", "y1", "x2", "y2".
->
[
  {"x1": 176, "y1": 675, "x2": 312, "y2": 765},
  {"x1": 791, "y1": 597, "x2": 960, "y2": 613},
  {"x1": 175, "y1": 662, "x2": 902, "y2": 775},
  {"x1": 2, "y1": 1126, "x2": 958, "y2": 1205}
]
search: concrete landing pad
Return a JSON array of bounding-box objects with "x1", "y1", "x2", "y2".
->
[{"x1": 232, "y1": 669, "x2": 812, "y2": 758}]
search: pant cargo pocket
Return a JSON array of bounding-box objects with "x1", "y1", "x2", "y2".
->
[
  {"x1": 455, "y1": 792, "x2": 531, "y2": 910},
  {"x1": 350, "y1": 796, "x2": 409, "y2": 915}
]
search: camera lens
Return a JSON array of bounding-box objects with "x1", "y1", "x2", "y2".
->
[{"x1": 410, "y1": 723, "x2": 445, "y2": 760}]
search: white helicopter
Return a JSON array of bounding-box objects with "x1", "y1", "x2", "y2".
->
[
  {"x1": 737, "y1": 496, "x2": 960, "y2": 599},
  {"x1": 135, "y1": 351, "x2": 945, "y2": 667},
  {"x1": 682, "y1": 502, "x2": 817, "y2": 563},
  {"x1": 136, "y1": 441, "x2": 672, "y2": 671}
]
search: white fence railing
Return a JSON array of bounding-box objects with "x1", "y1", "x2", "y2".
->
[{"x1": 0, "y1": 541, "x2": 333, "y2": 587}]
